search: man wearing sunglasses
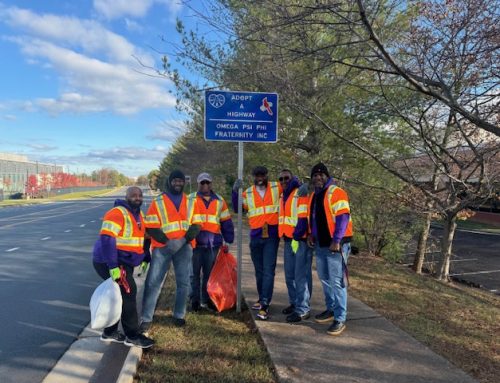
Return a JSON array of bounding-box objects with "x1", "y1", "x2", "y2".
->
[
  {"x1": 232, "y1": 165, "x2": 282, "y2": 320},
  {"x1": 277, "y1": 169, "x2": 313, "y2": 323},
  {"x1": 188, "y1": 172, "x2": 234, "y2": 312}
]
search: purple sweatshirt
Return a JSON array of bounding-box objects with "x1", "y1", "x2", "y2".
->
[
  {"x1": 92, "y1": 199, "x2": 151, "y2": 268},
  {"x1": 195, "y1": 191, "x2": 235, "y2": 248}
]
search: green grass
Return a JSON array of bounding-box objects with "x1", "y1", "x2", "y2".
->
[
  {"x1": 0, "y1": 188, "x2": 116, "y2": 206},
  {"x1": 135, "y1": 272, "x2": 277, "y2": 383},
  {"x1": 455, "y1": 219, "x2": 500, "y2": 234},
  {"x1": 349, "y1": 255, "x2": 500, "y2": 383}
]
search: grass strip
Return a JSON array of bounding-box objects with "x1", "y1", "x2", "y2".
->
[
  {"x1": 135, "y1": 272, "x2": 277, "y2": 383},
  {"x1": 349, "y1": 254, "x2": 500, "y2": 383},
  {"x1": 0, "y1": 188, "x2": 115, "y2": 206}
]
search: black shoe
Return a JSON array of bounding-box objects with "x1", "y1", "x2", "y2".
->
[
  {"x1": 139, "y1": 321, "x2": 152, "y2": 334},
  {"x1": 256, "y1": 306, "x2": 269, "y2": 320},
  {"x1": 207, "y1": 300, "x2": 218, "y2": 312},
  {"x1": 281, "y1": 305, "x2": 295, "y2": 315},
  {"x1": 286, "y1": 311, "x2": 310, "y2": 323},
  {"x1": 100, "y1": 331, "x2": 125, "y2": 343},
  {"x1": 124, "y1": 334, "x2": 155, "y2": 348},
  {"x1": 191, "y1": 301, "x2": 200, "y2": 312},
  {"x1": 314, "y1": 310, "x2": 334, "y2": 323},
  {"x1": 327, "y1": 321, "x2": 346, "y2": 336},
  {"x1": 173, "y1": 317, "x2": 186, "y2": 327}
]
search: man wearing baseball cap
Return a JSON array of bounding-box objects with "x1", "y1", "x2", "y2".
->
[{"x1": 188, "y1": 172, "x2": 234, "y2": 311}]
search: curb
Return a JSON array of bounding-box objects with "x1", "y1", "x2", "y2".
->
[{"x1": 116, "y1": 347, "x2": 143, "y2": 383}]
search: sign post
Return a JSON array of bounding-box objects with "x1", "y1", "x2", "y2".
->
[{"x1": 205, "y1": 90, "x2": 278, "y2": 313}]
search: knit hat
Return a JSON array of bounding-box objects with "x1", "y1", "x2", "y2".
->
[
  {"x1": 310, "y1": 162, "x2": 330, "y2": 178},
  {"x1": 168, "y1": 169, "x2": 185, "y2": 184},
  {"x1": 252, "y1": 165, "x2": 268, "y2": 176}
]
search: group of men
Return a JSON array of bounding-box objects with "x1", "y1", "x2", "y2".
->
[{"x1": 91, "y1": 161, "x2": 352, "y2": 349}]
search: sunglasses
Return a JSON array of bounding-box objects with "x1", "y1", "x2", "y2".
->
[
  {"x1": 200, "y1": 180, "x2": 211, "y2": 185},
  {"x1": 279, "y1": 176, "x2": 290, "y2": 182}
]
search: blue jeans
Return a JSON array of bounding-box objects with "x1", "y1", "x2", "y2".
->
[
  {"x1": 315, "y1": 243, "x2": 351, "y2": 323},
  {"x1": 283, "y1": 239, "x2": 313, "y2": 315},
  {"x1": 191, "y1": 246, "x2": 219, "y2": 305},
  {"x1": 142, "y1": 241, "x2": 192, "y2": 321},
  {"x1": 249, "y1": 236, "x2": 280, "y2": 306}
]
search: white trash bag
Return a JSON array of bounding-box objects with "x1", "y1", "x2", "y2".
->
[{"x1": 89, "y1": 278, "x2": 122, "y2": 329}]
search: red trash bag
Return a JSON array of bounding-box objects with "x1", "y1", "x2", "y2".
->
[{"x1": 207, "y1": 245, "x2": 237, "y2": 312}]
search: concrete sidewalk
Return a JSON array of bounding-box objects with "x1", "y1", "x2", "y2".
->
[{"x1": 241, "y1": 242, "x2": 478, "y2": 383}]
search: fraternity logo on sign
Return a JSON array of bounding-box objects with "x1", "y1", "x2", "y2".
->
[{"x1": 204, "y1": 90, "x2": 278, "y2": 142}]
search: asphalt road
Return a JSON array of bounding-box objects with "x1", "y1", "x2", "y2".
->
[
  {"x1": 406, "y1": 227, "x2": 500, "y2": 294},
  {"x1": 0, "y1": 189, "x2": 152, "y2": 383}
]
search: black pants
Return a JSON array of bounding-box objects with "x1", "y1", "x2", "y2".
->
[{"x1": 93, "y1": 262, "x2": 139, "y2": 338}]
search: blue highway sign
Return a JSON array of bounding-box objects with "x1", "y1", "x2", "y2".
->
[{"x1": 204, "y1": 90, "x2": 278, "y2": 142}]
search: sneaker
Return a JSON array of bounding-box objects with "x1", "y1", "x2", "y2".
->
[
  {"x1": 100, "y1": 331, "x2": 125, "y2": 344},
  {"x1": 256, "y1": 306, "x2": 269, "y2": 320},
  {"x1": 124, "y1": 334, "x2": 155, "y2": 348},
  {"x1": 139, "y1": 321, "x2": 152, "y2": 334},
  {"x1": 314, "y1": 310, "x2": 334, "y2": 324},
  {"x1": 207, "y1": 300, "x2": 218, "y2": 312},
  {"x1": 251, "y1": 301, "x2": 262, "y2": 310},
  {"x1": 327, "y1": 320, "x2": 346, "y2": 336},
  {"x1": 286, "y1": 311, "x2": 310, "y2": 323},
  {"x1": 173, "y1": 317, "x2": 186, "y2": 327},
  {"x1": 281, "y1": 305, "x2": 295, "y2": 315},
  {"x1": 200, "y1": 302, "x2": 208, "y2": 309}
]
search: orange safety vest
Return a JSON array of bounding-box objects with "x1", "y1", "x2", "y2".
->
[
  {"x1": 188, "y1": 192, "x2": 231, "y2": 234},
  {"x1": 278, "y1": 188, "x2": 309, "y2": 238},
  {"x1": 100, "y1": 206, "x2": 146, "y2": 254},
  {"x1": 145, "y1": 193, "x2": 196, "y2": 248},
  {"x1": 243, "y1": 182, "x2": 281, "y2": 229},
  {"x1": 308, "y1": 184, "x2": 353, "y2": 239}
]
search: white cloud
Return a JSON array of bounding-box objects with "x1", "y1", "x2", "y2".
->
[
  {"x1": 27, "y1": 143, "x2": 58, "y2": 151},
  {"x1": 2, "y1": 114, "x2": 16, "y2": 121},
  {"x1": 148, "y1": 120, "x2": 186, "y2": 141},
  {"x1": 87, "y1": 146, "x2": 167, "y2": 161},
  {"x1": 93, "y1": 0, "x2": 181, "y2": 20},
  {"x1": 2, "y1": 6, "x2": 153, "y2": 66}
]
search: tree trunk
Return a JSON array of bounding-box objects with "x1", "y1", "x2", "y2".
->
[
  {"x1": 413, "y1": 212, "x2": 432, "y2": 274},
  {"x1": 437, "y1": 214, "x2": 457, "y2": 280}
]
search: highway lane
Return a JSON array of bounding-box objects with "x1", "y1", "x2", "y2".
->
[{"x1": 0, "y1": 189, "x2": 152, "y2": 383}]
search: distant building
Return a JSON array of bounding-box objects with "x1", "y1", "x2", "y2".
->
[{"x1": 0, "y1": 153, "x2": 64, "y2": 197}]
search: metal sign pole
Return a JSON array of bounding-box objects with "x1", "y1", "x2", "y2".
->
[{"x1": 236, "y1": 141, "x2": 244, "y2": 313}]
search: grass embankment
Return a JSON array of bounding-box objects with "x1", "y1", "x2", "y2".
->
[
  {"x1": 0, "y1": 188, "x2": 116, "y2": 206},
  {"x1": 456, "y1": 219, "x2": 500, "y2": 234},
  {"x1": 135, "y1": 273, "x2": 277, "y2": 383},
  {"x1": 349, "y1": 254, "x2": 500, "y2": 383}
]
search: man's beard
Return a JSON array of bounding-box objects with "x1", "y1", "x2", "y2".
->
[{"x1": 128, "y1": 200, "x2": 142, "y2": 209}]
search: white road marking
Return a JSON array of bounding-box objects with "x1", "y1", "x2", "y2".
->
[
  {"x1": 490, "y1": 289, "x2": 498, "y2": 293},
  {"x1": 64, "y1": 229, "x2": 72, "y2": 233},
  {"x1": 41, "y1": 237, "x2": 51, "y2": 241},
  {"x1": 449, "y1": 269, "x2": 500, "y2": 276},
  {"x1": 6, "y1": 247, "x2": 19, "y2": 252},
  {"x1": 401, "y1": 258, "x2": 478, "y2": 266},
  {"x1": 79, "y1": 224, "x2": 86, "y2": 227},
  {"x1": 90, "y1": 220, "x2": 96, "y2": 222}
]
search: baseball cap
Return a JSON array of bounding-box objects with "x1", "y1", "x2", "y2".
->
[{"x1": 197, "y1": 172, "x2": 213, "y2": 183}]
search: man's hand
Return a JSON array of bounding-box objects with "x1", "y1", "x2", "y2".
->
[
  {"x1": 185, "y1": 224, "x2": 201, "y2": 242},
  {"x1": 297, "y1": 183, "x2": 309, "y2": 197},
  {"x1": 109, "y1": 267, "x2": 121, "y2": 281},
  {"x1": 307, "y1": 234, "x2": 315, "y2": 248},
  {"x1": 329, "y1": 242, "x2": 341, "y2": 252},
  {"x1": 232, "y1": 178, "x2": 243, "y2": 192}
]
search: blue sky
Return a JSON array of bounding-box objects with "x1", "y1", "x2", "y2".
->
[{"x1": 0, "y1": 0, "x2": 202, "y2": 177}]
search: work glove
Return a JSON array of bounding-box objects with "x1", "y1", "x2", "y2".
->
[
  {"x1": 185, "y1": 224, "x2": 201, "y2": 242},
  {"x1": 291, "y1": 239, "x2": 299, "y2": 254},
  {"x1": 138, "y1": 261, "x2": 149, "y2": 276},
  {"x1": 297, "y1": 183, "x2": 309, "y2": 197},
  {"x1": 109, "y1": 267, "x2": 121, "y2": 281},
  {"x1": 232, "y1": 178, "x2": 243, "y2": 192}
]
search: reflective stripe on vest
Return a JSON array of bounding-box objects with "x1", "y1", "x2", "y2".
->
[
  {"x1": 156, "y1": 195, "x2": 189, "y2": 235},
  {"x1": 113, "y1": 206, "x2": 145, "y2": 250},
  {"x1": 189, "y1": 192, "x2": 225, "y2": 233},
  {"x1": 245, "y1": 183, "x2": 279, "y2": 218}
]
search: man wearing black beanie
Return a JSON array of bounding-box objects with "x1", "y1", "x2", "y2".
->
[
  {"x1": 141, "y1": 169, "x2": 202, "y2": 331},
  {"x1": 308, "y1": 162, "x2": 353, "y2": 336}
]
